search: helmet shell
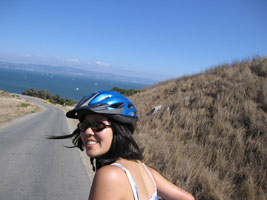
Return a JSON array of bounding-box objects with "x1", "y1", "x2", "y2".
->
[{"x1": 66, "y1": 90, "x2": 138, "y2": 131}]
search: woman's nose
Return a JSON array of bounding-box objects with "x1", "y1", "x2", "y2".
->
[{"x1": 84, "y1": 127, "x2": 94, "y2": 135}]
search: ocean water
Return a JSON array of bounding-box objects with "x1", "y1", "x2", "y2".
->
[{"x1": 0, "y1": 68, "x2": 147, "y2": 100}]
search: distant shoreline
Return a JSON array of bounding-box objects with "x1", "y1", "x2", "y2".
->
[{"x1": 0, "y1": 67, "x2": 147, "y2": 100}]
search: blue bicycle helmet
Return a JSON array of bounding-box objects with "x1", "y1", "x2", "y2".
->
[{"x1": 66, "y1": 90, "x2": 138, "y2": 132}]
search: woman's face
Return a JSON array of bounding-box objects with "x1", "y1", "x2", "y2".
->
[{"x1": 79, "y1": 114, "x2": 113, "y2": 157}]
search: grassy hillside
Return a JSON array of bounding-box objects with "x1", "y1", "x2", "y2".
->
[{"x1": 130, "y1": 57, "x2": 267, "y2": 200}]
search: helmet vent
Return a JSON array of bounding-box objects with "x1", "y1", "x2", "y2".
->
[
  {"x1": 128, "y1": 104, "x2": 134, "y2": 109},
  {"x1": 110, "y1": 103, "x2": 124, "y2": 108}
]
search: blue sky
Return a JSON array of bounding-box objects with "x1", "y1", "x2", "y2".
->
[{"x1": 0, "y1": 0, "x2": 266, "y2": 81}]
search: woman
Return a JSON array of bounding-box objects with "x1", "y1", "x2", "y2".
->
[{"x1": 54, "y1": 90, "x2": 194, "y2": 200}]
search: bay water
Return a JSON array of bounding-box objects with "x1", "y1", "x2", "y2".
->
[{"x1": 0, "y1": 68, "x2": 147, "y2": 100}]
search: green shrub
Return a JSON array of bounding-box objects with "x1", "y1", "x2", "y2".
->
[
  {"x1": 18, "y1": 103, "x2": 30, "y2": 108},
  {"x1": 22, "y1": 88, "x2": 77, "y2": 106},
  {"x1": 111, "y1": 87, "x2": 140, "y2": 96}
]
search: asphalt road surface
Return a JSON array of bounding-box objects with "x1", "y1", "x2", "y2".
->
[{"x1": 0, "y1": 96, "x2": 91, "y2": 200}]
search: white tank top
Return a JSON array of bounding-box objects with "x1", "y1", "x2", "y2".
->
[{"x1": 111, "y1": 162, "x2": 158, "y2": 200}]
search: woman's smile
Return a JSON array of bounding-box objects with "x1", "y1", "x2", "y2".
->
[{"x1": 86, "y1": 139, "x2": 97, "y2": 147}]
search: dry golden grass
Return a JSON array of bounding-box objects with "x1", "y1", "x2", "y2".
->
[
  {"x1": 0, "y1": 90, "x2": 41, "y2": 127},
  {"x1": 130, "y1": 57, "x2": 267, "y2": 200}
]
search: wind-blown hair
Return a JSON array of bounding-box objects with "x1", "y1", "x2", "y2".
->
[{"x1": 49, "y1": 119, "x2": 143, "y2": 171}]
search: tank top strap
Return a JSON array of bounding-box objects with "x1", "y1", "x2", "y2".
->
[
  {"x1": 141, "y1": 163, "x2": 158, "y2": 200},
  {"x1": 111, "y1": 163, "x2": 139, "y2": 200},
  {"x1": 141, "y1": 163, "x2": 157, "y2": 188}
]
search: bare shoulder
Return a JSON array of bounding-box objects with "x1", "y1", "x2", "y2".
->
[
  {"x1": 89, "y1": 165, "x2": 128, "y2": 200},
  {"x1": 94, "y1": 164, "x2": 126, "y2": 182},
  {"x1": 145, "y1": 165, "x2": 162, "y2": 179}
]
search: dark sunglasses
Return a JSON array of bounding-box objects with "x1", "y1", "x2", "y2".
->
[{"x1": 78, "y1": 121, "x2": 112, "y2": 132}]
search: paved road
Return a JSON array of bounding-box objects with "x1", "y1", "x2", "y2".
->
[{"x1": 0, "y1": 96, "x2": 91, "y2": 200}]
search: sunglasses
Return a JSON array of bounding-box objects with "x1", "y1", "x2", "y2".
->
[{"x1": 77, "y1": 121, "x2": 112, "y2": 132}]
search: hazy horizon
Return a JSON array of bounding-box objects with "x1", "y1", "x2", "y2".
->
[{"x1": 1, "y1": 0, "x2": 266, "y2": 80}]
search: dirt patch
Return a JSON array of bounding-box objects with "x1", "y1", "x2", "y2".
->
[{"x1": 0, "y1": 90, "x2": 41, "y2": 128}]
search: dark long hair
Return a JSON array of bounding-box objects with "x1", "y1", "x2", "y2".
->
[{"x1": 49, "y1": 119, "x2": 143, "y2": 171}]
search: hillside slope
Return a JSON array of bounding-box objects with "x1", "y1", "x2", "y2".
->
[
  {"x1": 0, "y1": 90, "x2": 41, "y2": 127},
  {"x1": 130, "y1": 57, "x2": 267, "y2": 200}
]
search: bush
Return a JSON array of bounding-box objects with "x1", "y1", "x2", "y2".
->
[
  {"x1": 17, "y1": 103, "x2": 30, "y2": 108},
  {"x1": 22, "y1": 88, "x2": 77, "y2": 106},
  {"x1": 111, "y1": 87, "x2": 140, "y2": 96}
]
